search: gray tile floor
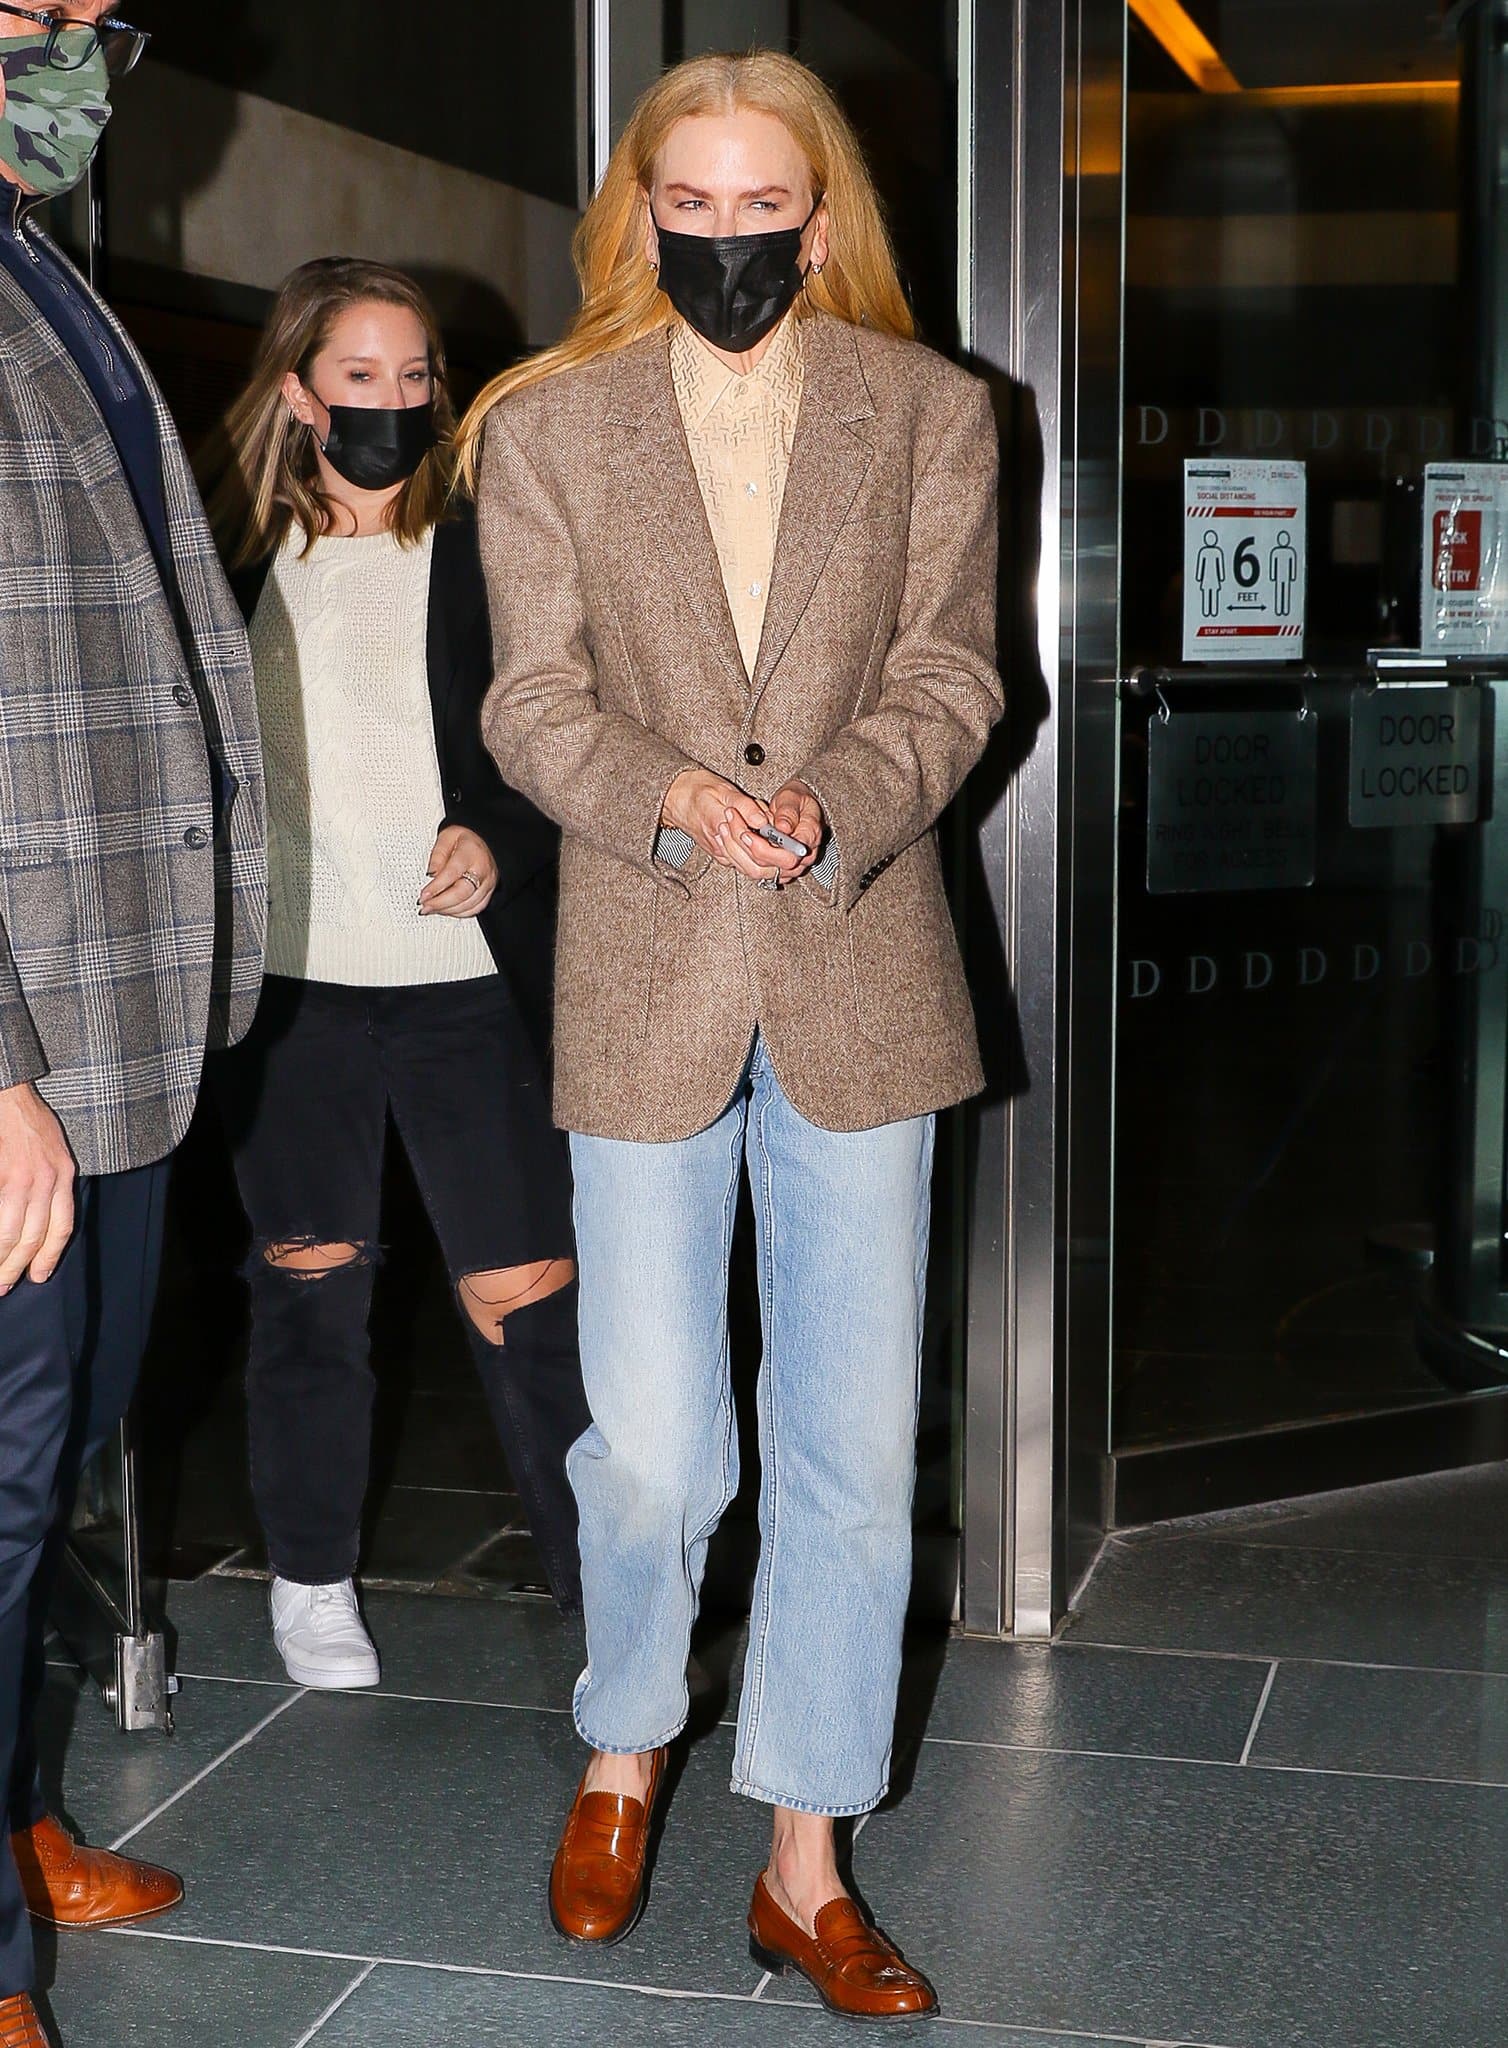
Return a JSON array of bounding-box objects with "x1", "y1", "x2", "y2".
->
[{"x1": 34, "y1": 1462, "x2": 1508, "y2": 2047}]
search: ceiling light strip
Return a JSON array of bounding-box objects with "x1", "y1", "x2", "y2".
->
[{"x1": 1129, "y1": 0, "x2": 1241, "y2": 94}]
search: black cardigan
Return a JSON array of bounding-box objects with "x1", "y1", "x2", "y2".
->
[{"x1": 232, "y1": 508, "x2": 560, "y2": 1054}]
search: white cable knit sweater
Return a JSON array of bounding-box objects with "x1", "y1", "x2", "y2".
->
[{"x1": 249, "y1": 526, "x2": 495, "y2": 987}]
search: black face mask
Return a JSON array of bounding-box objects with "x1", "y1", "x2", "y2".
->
[
  {"x1": 319, "y1": 402, "x2": 437, "y2": 491},
  {"x1": 653, "y1": 201, "x2": 819, "y2": 354}
]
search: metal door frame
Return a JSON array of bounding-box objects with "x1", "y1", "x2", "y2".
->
[{"x1": 960, "y1": 0, "x2": 1124, "y2": 1638}]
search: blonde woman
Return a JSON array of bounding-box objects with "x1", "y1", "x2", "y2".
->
[
  {"x1": 201, "y1": 259, "x2": 587, "y2": 1687},
  {"x1": 461, "y1": 53, "x2": 1001, "y2": 2019}
]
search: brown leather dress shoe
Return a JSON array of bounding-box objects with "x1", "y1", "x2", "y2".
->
[
  {"x1": 548, "y1": 1748, "x2": 666, "y2": 1946},
  {"x1": 0, "y1": 1991, "x2": 49, "y2": 2047},
  {"x1": 748, "y1": 1872, "x2": 939, "y2": 2022},
  {"x1": 12, "y1": 1814, "x2": 183, "y2": 1929}
]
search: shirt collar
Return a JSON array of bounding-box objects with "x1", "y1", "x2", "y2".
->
[
  {"x1": 670, "y1": 310, "x2": 804, "y2": 430},
  {"x1": 2, "y1": 183, "x2": 46, "y2": 234}
]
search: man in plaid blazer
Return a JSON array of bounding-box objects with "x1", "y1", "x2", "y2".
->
[{"x1": 0, "y1": 12, "x2": 265, "y2": 2036}]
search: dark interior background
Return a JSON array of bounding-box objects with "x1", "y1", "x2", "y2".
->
[{"x1": 1112, "y1": 1, "x2": 1468, "y2": 1476}]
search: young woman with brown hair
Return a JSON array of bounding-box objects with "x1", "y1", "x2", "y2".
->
[
  {"x1": 460, "y1": 52, "x2": 1002, "y2": 2019},
  {"x1": 202, "y1": 259, "x2": 587, "y2": 1687}
]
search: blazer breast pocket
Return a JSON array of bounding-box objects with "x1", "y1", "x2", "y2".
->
[{"x1": 838, "y1": 503, "x2": 910, "y2": 572}]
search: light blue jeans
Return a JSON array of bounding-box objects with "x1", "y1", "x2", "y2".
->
[{"x1": 567, "y1": 1035, "x2": 935, "y2": 1817}]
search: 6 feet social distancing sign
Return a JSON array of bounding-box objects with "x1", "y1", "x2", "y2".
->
[{"x1": 1183, "y1": 460, "x2": 1307, "y2": 663}]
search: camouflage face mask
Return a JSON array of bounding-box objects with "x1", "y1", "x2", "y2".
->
[{"x1": 0, "y1": 32, "x2": 111, "y2": 200}]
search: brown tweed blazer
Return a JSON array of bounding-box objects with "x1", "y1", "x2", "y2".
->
[{"x1": 477, "y1": 312, "x2": 1001, "y2": 1141}]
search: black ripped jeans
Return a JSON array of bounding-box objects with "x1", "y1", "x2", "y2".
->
[{"x1": 213, "y1": 974, "x2": 588, "y2": 1608}]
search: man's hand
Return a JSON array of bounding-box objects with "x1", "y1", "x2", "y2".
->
[
  {"x1": 768, "y1": 780, "x2": 825, "y2": 882},
  {"x1": 0, "y1": 1082, "x2": 75, "y2": 1294},
  {"x1": 419, "y1": 825, "x2": 499, "y2": 919},
  {"x1": 662, "y1": 769, "x2": 801, "y2": 884}
]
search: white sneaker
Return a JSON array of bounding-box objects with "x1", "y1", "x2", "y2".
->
[{"x1": 269, "y1": 1576, "x2": 381, "y2": 1690}]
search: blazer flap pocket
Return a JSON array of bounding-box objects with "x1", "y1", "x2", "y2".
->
[{"x1": 0, "y1": 839, "x2": 67, "y2": 870}]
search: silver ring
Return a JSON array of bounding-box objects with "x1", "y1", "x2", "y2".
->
[{"x1": 462, "y1": 870, "x2": 483, "y2": 892}]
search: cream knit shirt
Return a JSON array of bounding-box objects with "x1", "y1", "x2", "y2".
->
[{"x1": 249, "y1": 526, "x2": 495, "y2": 987}]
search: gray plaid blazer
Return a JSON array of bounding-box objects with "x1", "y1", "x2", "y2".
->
[{"x1": 0, "y1": 226, "x2": 266, "y2": 1177}]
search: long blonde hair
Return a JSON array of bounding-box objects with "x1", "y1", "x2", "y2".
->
[
  {"x1": 455, "y1": 49, "x2": 911, "y2": 486},
  {"x1": 200, "y1": 258, "x2": 459, "y2": 571}
]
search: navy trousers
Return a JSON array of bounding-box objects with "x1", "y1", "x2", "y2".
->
[{"x1": 0, "y1": 1162, "x2": 168, "y2": 1997}]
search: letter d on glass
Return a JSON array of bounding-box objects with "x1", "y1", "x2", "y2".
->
[
  {"x1": 1299, "y1": 947, "x2": 1328, "y2": 986},
  {"x1": 1188, "y1": 955, "x2": 1218, "y2": 995}
]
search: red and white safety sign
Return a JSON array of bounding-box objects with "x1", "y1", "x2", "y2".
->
[
  {"x1": 1422, "y1": 464, "x2": 1508, "y2": 656},
  {"x1": 1182, "y1": 459, "x2": 1306, "y2": 664}
]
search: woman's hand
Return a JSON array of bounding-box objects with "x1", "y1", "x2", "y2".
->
[
  {"x1": 768, "y1": 780, "x2": 825, "y2": 881},
  {"x1": 662, "y1": 769, "x2": 801, "y2": 884},
  {"x1": 419, "y1": 825, "x2": 499, "y2": 918}
]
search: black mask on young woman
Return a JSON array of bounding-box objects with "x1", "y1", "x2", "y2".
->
[
  {"x1": 319, "y1": 402, "x2": 437, "y2": 491},
  {"x1": 653, "y1": 200, "x2": 820, "y2": 354}
]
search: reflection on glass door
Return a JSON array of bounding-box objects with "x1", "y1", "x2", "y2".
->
[{"x1": 1110, "y1": 0, "x2": 1508, "y2": 1517}]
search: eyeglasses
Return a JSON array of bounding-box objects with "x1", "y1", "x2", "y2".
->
[{"x1": 0, "y1": 6, "x2": 150, "y2": 78}]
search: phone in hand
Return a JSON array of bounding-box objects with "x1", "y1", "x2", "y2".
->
[{"x1": 753, "y1": 823, "x2": 810, "y2": 859}]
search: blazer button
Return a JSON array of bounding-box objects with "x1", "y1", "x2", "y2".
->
[
  {"x1": 744, "y1": 742, "x2": 765, "y2": 767},
  {"x1": 172, "y1": 684, "x2": 193, "y2": 708},
  {"x1": 183, "y1": 826, "x2": 209, "y2": 850}
]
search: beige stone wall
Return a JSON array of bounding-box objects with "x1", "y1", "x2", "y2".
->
[{"x1": 107, "y1": 63, "x2": 581, "y2": 349}]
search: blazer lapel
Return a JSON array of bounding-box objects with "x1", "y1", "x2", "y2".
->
[
  {"x1": 604, "y1": 332, "x2": 749, "y2": 699},
  {"x1": 0, "y1": 261, "x2": 144, "y2": 551},
  {"x1": 750, "y1": 315, "x2": 876, "y2": 704},
  {"x1": 0, "y1": 258, "x2": 186, "y2": 674}
]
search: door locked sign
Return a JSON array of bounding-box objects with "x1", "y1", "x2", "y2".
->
[
  {"x1": 1349, "y1": 686, "x2": 1482, "y2": 828},
  {"x1": 1147, "y1": 705, "x2": 1318, "y2": 894},
  {"x1": 1183, "y1": 459, "x2": 1307, "y2": 663}
]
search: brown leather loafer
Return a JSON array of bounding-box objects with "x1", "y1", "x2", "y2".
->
[
  {"x1": 548, "y1": 1748, "x2": 666, "y2": 1946},
  {"x1": 0, "y1": 1991, "x2": 49, "y2": 2047},
  {"x1": 748, "y1": 1872, "x2": 939, "y2": 2022},
  {"x1": 12, "y1": 1813, "x2": 183, "y2": 1929}
]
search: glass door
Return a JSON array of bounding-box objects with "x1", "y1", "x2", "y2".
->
[{"x1": 1108, "y1": 0, "x2": 1508, "y2": 1521}]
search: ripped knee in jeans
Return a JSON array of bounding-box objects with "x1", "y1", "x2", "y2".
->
[
  {"x1": 458, "y1": 1258, "x2": 576, "y2": 1347},
  {"x1": 256, "y1": 1238, "x2": 378, "y2": 1280}
]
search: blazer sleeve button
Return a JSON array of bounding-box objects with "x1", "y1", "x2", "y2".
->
[{"x1": 743, "y1": 742, "x2": 765, "y2": 767}]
